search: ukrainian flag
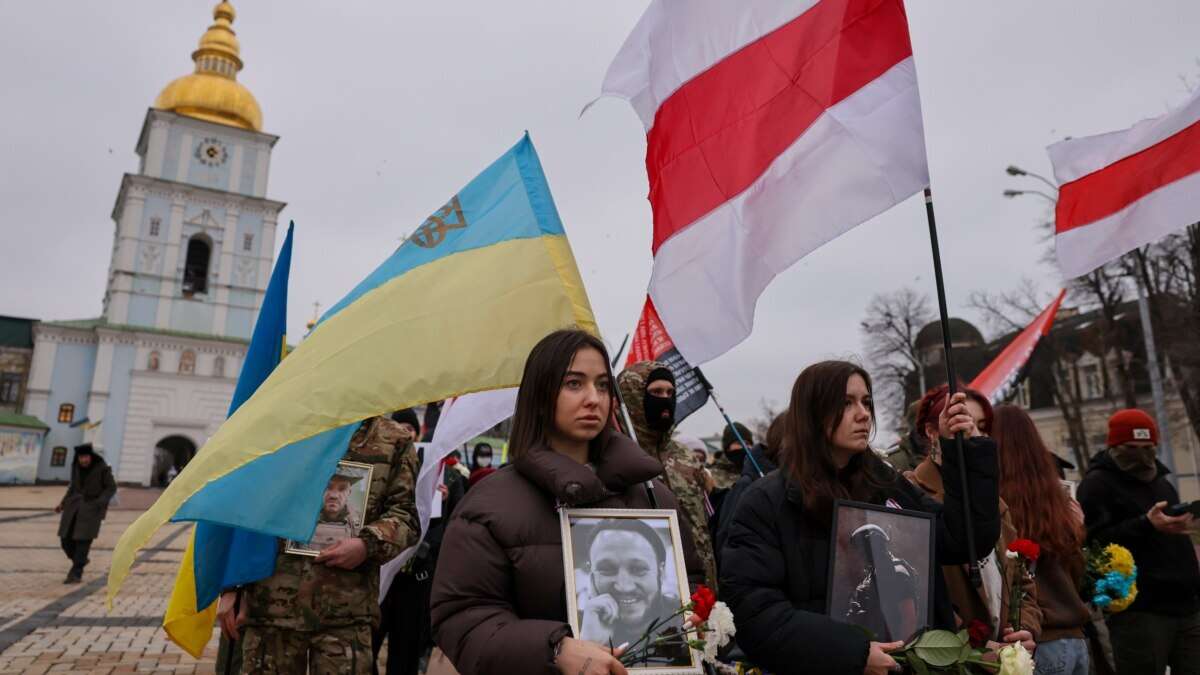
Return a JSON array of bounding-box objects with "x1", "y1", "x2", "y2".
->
[
  {"x1": 160, "y1": 224, "x2": 294, "y2": 657},
  {"x1": 108, "y1": 134, "x2": 596, "y2": 609}
]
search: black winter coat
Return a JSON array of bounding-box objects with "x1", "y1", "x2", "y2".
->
[
  {"x1": 58, "y1": 457, "x2": 117, "y2": 541},
  {"x1": 721, "y1": 438, "x2": 999, "y2": 675},
  {"x1": 1077, "y1": 450, "x2": 1200, "y2": 616},
  {"x1": 713, "y1": 443, "x2": 778, "y2": 565}
]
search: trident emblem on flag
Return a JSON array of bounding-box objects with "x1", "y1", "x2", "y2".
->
[{"x1": 409, "y1": 196, "x2": 468, "y2": 249}]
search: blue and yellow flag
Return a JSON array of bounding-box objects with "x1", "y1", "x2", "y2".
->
[
  {"x1": 108, "y1": 134, "x2": 596, "y2": 608},
  {"x1": 161, "y1": 222, "x2": 292, "y2": 657}
]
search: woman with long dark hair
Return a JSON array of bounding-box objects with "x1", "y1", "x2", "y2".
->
[
  {"x1": 431, "y1": 329, "x2": 699, "y2": 675},
  {"x1": 992, "y1": 405, "x2": 1091, "y2": 675},
  {"x1": 721, "y1": 361, "x2": 1000, "y2": 675}
]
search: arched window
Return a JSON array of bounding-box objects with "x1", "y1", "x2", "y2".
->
[
  {"x1": 179, "y1": 350, "x2": 196, "y2": 375},
  {"x1": 148, "y1": 351, "x2": 160, "y2": 371},
  {"x1": 57, "y1": 403, "x2": 75, "y2": 424},
  {"x1": 213, "y1": 356, "x2": 225, "y2": 378},
  {"x1": 182, "y1": 235, "x2": 211, "y2": 296},
  {"x1": 50, "y1": 446, "x2": 68, "y2": 467}
]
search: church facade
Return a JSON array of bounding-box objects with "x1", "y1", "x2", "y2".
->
[{"x1": 23, "y1": 2, "x2": 284, "y2": 485}]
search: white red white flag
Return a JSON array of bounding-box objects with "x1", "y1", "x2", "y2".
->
[
  {"x1": 1049, "y1": 87, "x2": 1200, "y2": 278},
  {"x1": 600, "y1": 0, "x2": 930, "y2": 364},
  {"x1": 968, "y1": 289, "x2": 1066, "y2": 405}
]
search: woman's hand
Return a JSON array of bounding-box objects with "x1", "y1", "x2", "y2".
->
[
  {"x1": 938, "y1": 393, "x2": 980, "y2": 439},
  {"x1": 216, "y1": 590, "x2": 246, "y2": 640},
  {"x1": 864, "y1": 640, "x2": 903, "y2": 674},
  {"x1": 1001, "y1": 628, "x2": 1035, "y2": 654},
  {"x1": 555, "y1": 637, "x2": 628, "y2": 675},
  {"x1": 580, "y1": 594, "x2": 618, "y2": 645}
]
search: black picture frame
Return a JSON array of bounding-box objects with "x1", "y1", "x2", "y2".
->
[{"x1": 826, "y1": 499, "x2": 936, "y2": 643}]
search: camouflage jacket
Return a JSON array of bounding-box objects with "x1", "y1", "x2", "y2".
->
[
  {"x1": 709, "y1": 454, "x2": 741, "y2": 491},
  {"x1": 245, "y1": 416, "x2": 420, "y2": 630},
  {"x1": 619, "y1": 361, "x2": 719, "y2": 592}
]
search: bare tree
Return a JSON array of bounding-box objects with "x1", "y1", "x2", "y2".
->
[{"x1": 860, "y1": 288, "x2": 933, "y2": 432}]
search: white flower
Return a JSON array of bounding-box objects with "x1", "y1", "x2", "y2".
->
[
  {"x1": 998, "y1": 643, "x2": 1035, "y2": 675},
  {"x1": 700, "y1": 602, "x2": 736, "y2": 663},
  {"x1": 1006, "y1": 550, "x2": 1020, "y2": 560}
]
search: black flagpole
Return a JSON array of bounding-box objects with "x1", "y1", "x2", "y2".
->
[{"x1": 923, "y1": 187, "x2": 981, "y2": 587}]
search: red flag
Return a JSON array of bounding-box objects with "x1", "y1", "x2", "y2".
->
[
  {"x1": 970, "y1": 290, "x2": 1067, "y2": 404},
  {"x1": 627, "y1": 297, "x2": 709, "y2": 423}
]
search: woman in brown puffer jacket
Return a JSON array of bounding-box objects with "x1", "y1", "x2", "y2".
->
[{"x1": 431, "y1": 329, "x2": 700, "y2": 675}]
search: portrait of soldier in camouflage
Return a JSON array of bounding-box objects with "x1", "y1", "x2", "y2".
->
[{"x1": 287, "y1": 462, "x2": 373, "y2": 555}]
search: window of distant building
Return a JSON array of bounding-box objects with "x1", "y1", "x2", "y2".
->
[
  {"x1": 1081, "y1": 363, "x2": 1103, "y2": 400},
  {"x1": 50, "y1": 446, "x2": 67, "y2": 467},
  {"x1": 243, "y1": 233, "x2": 253, "y2": 252},
  {"x1": 148, "y1": 351, "x2": 160, "y2": 371},
  {"x1": 213, "y1": 356, "x2": 225, "y2": 378},
  {"x1": 179, "y1": 350, "x2": 196, "y2": 375},
  {"x1": 182, "y1": 235, "x2": 212, "y2": 296},
  {"x1": 57, "y1": 403, "x2": 74, "y2": 424},
  {"x1": 0, "y1": 373, "x2": 20, "y2": 404},
  {"x1": 149, "y1": 217, "x2": 161, "y2": 237}
]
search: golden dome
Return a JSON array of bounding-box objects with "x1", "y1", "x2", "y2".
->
[{"x1": 154, "y1": 1, "x2": 262, "y2": 131}]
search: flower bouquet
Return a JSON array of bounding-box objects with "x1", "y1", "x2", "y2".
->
[
  {"x1": 618, "y1": 584, "x2": 736, "y2": 667},
  {"x1": 1083, "y1": 543, "x2": 1137, "y2": 613},
  {"x1": 1005, "y1": 538, "x2": 1040, "y2": 632}
]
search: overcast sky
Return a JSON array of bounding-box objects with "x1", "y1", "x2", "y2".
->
[{"x1": 3, "y1": 2, "x2": 1199, "y2": 441}]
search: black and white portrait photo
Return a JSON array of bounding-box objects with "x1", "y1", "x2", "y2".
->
[
  {"x1": 827, "y1": 500, "x2": 933, "y2": 643},
  {"x1": 286, "y1": 460, "x2": 374, "y2": 556},
  {"x1": 560, "y1": 509, "x2": 700, "y2": 673}
]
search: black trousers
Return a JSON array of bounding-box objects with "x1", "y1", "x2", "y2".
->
[
  {"x1": 372, "y1": 570, "x2": 433, "y2": 675},
  {"x1": 1106, "y1": 609, "x2": 1200, "y2": 675},
  {"x1": 60, "y1": 537, "x2": 93, "y2": 576}
]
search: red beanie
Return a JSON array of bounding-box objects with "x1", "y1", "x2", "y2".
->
[{"x1": 1107, "y1": 409, "x2": 1159, "y2": 447}]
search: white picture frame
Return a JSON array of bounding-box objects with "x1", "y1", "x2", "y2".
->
[
  {"x1": 559, "y1": 508, "x2": 702, "y2": 675},
  {"x1": 286, "y1": 460, "x2": 374, "y2": 557}
]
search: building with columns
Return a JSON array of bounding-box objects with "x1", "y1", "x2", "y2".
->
[{"x1": 23, "y1": 2, "x2": 284, "y2": 485}]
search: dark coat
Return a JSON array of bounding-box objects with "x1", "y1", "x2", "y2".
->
[
  {"x1": 720, "y1": 438, "x2": 1000, "y2": 675},
  {"x1": 430, "y1": 428, "x2": 702, "y2": 675},
  {"x1": 58, "y1": 456, "x2": 117, "y2": 541},
  {"x1": 1077, "y1": 449, "x2": 1200, "y2": 616},
  {"x1": 713, "y1": 442, "x2": 777, "y2": 565}
]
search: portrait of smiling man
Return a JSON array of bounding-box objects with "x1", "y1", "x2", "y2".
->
[{"x1": 574, "y1": 517, "x2": 690, "y2": 666}]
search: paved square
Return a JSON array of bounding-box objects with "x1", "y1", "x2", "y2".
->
[{"x1": 0, "y1": 486, "x2": 220, "y2": 674}]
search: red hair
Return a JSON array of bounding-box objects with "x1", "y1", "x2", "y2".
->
[
  {"x1": 915, "y1": 383, "x2": 994, "y2": 437},
  {"x1": 992, "y1": 405, "x2": 1083, "y2": 558}
]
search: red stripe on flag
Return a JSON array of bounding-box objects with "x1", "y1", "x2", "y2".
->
[
  {"x1": 1056, "y1": 117, "x2": 1200, "y2": 234},
  {"x1": 646, "y1": 0, "x2": 914, "y2": 254}
]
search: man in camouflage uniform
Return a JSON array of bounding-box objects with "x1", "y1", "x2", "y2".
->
[
  {"x1": 883, "y1": 401, "x2": 927, "y2": 475},
  {"x1": 218, "y1": 415, "x2": 419, "y2": 674},
  {"x1": 618, "y1": 361, "x2": 718, "y2": 591}
]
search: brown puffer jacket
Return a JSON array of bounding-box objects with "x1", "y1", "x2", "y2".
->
[{"x1": 431, "y1": 428, "x2": 701, "y2": 675}]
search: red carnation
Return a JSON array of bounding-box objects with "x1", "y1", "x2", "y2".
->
[
  {"x1": 1007, "y1": 538, "x2": 1041, "y2": 562},
  {"x1": 444, "y1": 456, "x2": 458, "y2": 466},
  {"x1": 966, "y1": 619, "x2": 990, "y2": 648},
  {"x1": 690, "y1": 585, "x2": 716, "y2": 621}
]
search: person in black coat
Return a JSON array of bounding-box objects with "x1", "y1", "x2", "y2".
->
[
  {"x1": 55, "y1": 443, "x2": 117, "y2": 583},
  {"x1": 713, "y1": 415, "x2": 783, "y2": 566},
  {"x1": 721, "y1": 361, "x2": 999, "y2": 675},
  {"x1": 1076, "y1": 409, "x2": 1200, "y2": 675}
]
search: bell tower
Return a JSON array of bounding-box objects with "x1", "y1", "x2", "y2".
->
[{"x1": 102, "y1": 1, "x2": 285, "y2": 340}]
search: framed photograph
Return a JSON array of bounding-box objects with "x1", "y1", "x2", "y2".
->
[
  {"x1": 560, "y1": 508, "x2": 701, "y2": 675},
  {"x1": 286, "y1": 460, "x2": 374, "y2": 556},
  {"x1": 826, "y1": 500, "x2": 935, "y2": 643}
]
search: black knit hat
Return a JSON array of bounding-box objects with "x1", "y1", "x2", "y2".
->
[
  {"x1": 646, "y1": 366, "x2": 675, "y2": 387},
  {"x1": 391, "y1": 408, "x2": 420, "y2": 432},
  {"x1": 73, "y1": 443, "x2": 95, "y2": 456},
  {"x1": 722, "y1": 422, "x2": 753, "y2": 451}
]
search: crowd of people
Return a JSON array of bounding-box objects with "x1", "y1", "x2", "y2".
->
[{"x1": 55, "y1": 328, "x2": 1200, "y2": 674}]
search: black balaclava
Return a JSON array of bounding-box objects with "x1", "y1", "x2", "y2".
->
[
  {"x1": 643, "y1": 367, "x2": 677, "y2": 433},
  {"x1": 721, "y1": 422, "x2": 753, "y2": 470}
]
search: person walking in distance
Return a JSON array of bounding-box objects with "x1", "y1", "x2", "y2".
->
[{"x1": 55, "y1": 443, "x2": 116, "y2": 583}]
